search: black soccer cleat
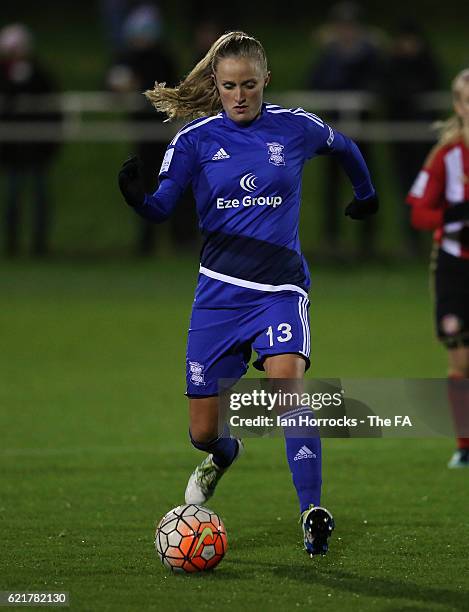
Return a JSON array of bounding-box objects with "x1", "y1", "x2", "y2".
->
[{"x1": 301, "y1": 505, "x2": 335, "y2": 556}]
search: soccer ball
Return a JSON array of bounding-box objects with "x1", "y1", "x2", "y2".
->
[{"x1": 155, "y1": 504, "x2": 227, "y2": 573}]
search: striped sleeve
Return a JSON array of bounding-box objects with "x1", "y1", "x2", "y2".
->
[
  {"x1": 406, "y1": 145, "x2": 446, "y2": 210},
  {"x1": 406, "y1": 145, "x2": 446, "y2": 231},
  {"x1": 158, "y1": 114, "x2": 223, "y2": 190},
  {"x1": 264, "y1": 105, "x2": 333, "y2": 158},
  {"x1": 158, "y1": 135, "x2": 195, "y2": 192},
  {"x1": 291, "y1": 107, "x2": 334, "y2": 159},
  {"x1": 288, "y1": 107, "x2": 375, "y2": 198}
]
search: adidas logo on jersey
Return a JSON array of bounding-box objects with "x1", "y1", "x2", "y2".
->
[
  {"x1": 212, "y1": 148, "x2": 230, "y2": 160},
  {"x1": 293, "y1": 445, "x2": 317, "y2": 461}
]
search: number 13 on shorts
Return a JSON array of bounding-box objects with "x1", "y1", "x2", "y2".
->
[
  {"x1": 266, "y1": 322, "x2": 293, "y2": 346},
  {"x1": 251, "y1": 295, "x2": 310, "y2": 367}
]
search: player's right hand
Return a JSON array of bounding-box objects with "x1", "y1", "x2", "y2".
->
[
  {"x1": 118, "y1": 156, "x2": 145, "y2": 208},
  {"x1": 443, "y1": 202, "x2": 469, "y2": 224}
]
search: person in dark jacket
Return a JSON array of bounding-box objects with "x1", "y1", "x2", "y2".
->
[
  {"x1": 307, "y1": 2, "x2": 383, "y2": 259},
  {"x1": 0, "y1": 23, "x2": 62, "y2": 257},
  {"x1": 383, "y1": 20, "x2": 440, "y2": 255},
  {"x1": 108, "y1": 3, "x2": 197, "y2": 255}
]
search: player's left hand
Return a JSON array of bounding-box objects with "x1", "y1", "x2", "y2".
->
[{"x1": 344, "y1": 194, "x2": 379, "y2": 220}]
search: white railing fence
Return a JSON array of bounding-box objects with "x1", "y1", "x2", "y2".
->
[{"x1": 0, "y1": 90, "x2": 452, "y2": 142}]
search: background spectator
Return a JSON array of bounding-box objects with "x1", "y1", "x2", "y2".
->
[
  {"x1": 192, "y1": 19, "x2": 224, "y2": 63},
  {"x1": 307, "y1": 1, "x2": 384, "y2": 259},
  {"x1": 99, "y1": 0, "x2": 130, "y2": 57},
  {"x1": 383, "y1": 20, "x2": 440, "y2": 256},
  {"x1": 0, "y1": 23, "x2": 62, "y2": 257},
  {"x1": 108, "y1": 3, "x2": 197, "y2": 255}
]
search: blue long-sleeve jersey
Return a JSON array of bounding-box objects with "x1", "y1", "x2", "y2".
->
[{"x1": 134, "y1": 103, "x2": 375, "y2": 296}]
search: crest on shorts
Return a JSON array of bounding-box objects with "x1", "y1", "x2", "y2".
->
[
  {"x1": 189, "y1": 361, "x2": 206, "y2": 386},
  {"x1": 266, "y1": 142, "x2": 285, "y2": 166}
]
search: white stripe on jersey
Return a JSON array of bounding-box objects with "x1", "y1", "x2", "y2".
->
[
  {"x1": 266, "y1": 108, "x2": 294, "y2": 114},
  {"x1": 304, "y1": 297, "x2": 310, "y2": 356},
  {"x1": 444, "y1": 221, "x2": 465, "y2": 233},
  {"x1": 266, "y1": 106, "x2": 324, "y2": 127},
  {"x1": 170, "y1": 114, "x2": 223, "y2": 146},
  {"x1": 441, "y1": 238, "x2": 461, "y2": 257},
  {"x1": 159, "y1": 148, "x2": 174, "y2": 174},
  {"x1": 298, "y1": 296, "x2": 307, "y2": 355},
  {"x1": 298, "y1": 296, "x2": 310, "y2": 357},
  {"x1": 292, "y1": 110, "x2": 324, "y2": 127},
  {"x1": 292, "y1": 108, "x2": 324, "y2": 123},
  {"x1": 409, "y1": 170, "x2": 430, "y2": 198},
  {"x1": 444, "y1": 146, "x2": 464, "y2": 202},
  {"x1": 199, "y1": 265, "x2": 308, "y2": 298}
]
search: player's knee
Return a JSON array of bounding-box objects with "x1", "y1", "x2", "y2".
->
[
  {"x1": 189, "y1": 424, "x2": 219, "y2": 446},
  {"x1": 463, "y1": 354, "x2": 469, "y2": 378},
  {"x1": 448, "y1": 365, "x2": 469, "y2": 379},
  {"x1": 267, "y1": 366, "x2": 297, "y2": 379},
  {"x1": 189, "y1": 396, "x2": 220, "y2": 445},
  {"x1": 264, "y1": 354, "x2": 306, "y2": 379},
  {"x1": 447, "y1": 347, "x2": 469, "y2": 378}
]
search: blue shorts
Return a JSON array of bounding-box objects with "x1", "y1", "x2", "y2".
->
[{"x1": 186, "y1": 280, "x2": 311, "y2": 397}]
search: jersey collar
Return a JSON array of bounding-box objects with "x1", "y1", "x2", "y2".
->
[{"x1": 222, "y1": 103, "x2": 268, "y2": 130}]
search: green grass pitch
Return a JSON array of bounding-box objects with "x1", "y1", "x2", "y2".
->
[{"x1": 1, "y1": 258, "x2": 468, "y2": 611}]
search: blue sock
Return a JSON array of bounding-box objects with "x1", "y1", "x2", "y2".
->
[
  {"x1": 281, "y1": 407, "x2": 322, "y2": 513},
  {"x1": 189, "y1": 423, "x2": 238, "y2": 469}
]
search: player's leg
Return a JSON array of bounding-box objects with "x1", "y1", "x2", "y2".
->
[
  {"x1": 434, "y1": 250, "x2": 469, "y2": 467},
  {"x1": 184, "y1": 303, "x2": 248, "y2": 504},
  {"x1": 189, "y1": 395, "x2": 240, "y2": 469},
  {"x1": 253, "y1": 298, "x2": 321, "y2": 513},
  {"x1": 185, "y1": 396, "x2": 243, "y2": 504},
  {"x1": 253, "y1": 293, "x2": 335, "y2": 555},
  {"x1": 263, "y1": 353, "x2": 306, "y2": 378},
  {"x1": 263, "y1": 353, "x2": 334, "y2": 556},
  {"x1": 447, "y1": 346, "x2": 469, "y2": 468},
  {"x1": 264, "y1": 355, "x2": 322, "y2": 511}
]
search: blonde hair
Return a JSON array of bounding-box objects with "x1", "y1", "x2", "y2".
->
[
  {"x1": 435, "y1": 68, "x2": 469, "y2": 146},
  {"x1": 144, "y1": 31, "x2": 268, "y2": 121}
]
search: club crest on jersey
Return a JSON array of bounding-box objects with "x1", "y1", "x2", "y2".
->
[
  {"x1": 266, "y1": 142, "x2": 285, "y2": 166},
  {"x1": 189, "y1": 361, "x2": 205, "y2": 386}
]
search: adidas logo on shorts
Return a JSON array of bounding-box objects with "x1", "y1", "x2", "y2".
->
[
  {"x1": 294, "y1": 445, "x2": 317, "y2": 461},
  {"x1": 212, "y1": 148, "x2": 230, "y2": 160}
]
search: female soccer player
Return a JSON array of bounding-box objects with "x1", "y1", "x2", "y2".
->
[
  {"x1": 407, "y1": 68, "x2": 469, "y2": 468},
  {"x1": 118, "y1": 31, "x2": 378, "y2": 555}
]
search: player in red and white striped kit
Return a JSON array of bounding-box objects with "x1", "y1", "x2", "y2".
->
[{"x1": 407, "y1": 68, "x2": 469, "y2": 467}]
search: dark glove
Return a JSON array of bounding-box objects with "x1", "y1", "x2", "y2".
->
[
  {"x1": 345, "y1": 194, "x2": 379, "y2": 220},
  {"x1": 443, "y1": 202, "x2": 469, "y2": 224},
  {"x1": 118, "y1": 156, "x2": 145, "y2": 208}
]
